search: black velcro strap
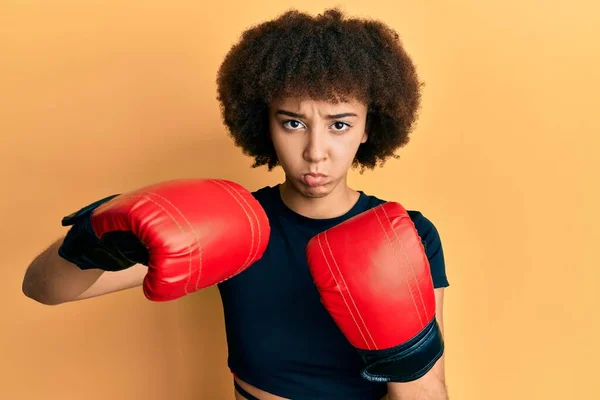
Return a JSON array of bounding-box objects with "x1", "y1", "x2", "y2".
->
[{"x1": 357, "y1": 317, "x2": 444, "y2": 383}]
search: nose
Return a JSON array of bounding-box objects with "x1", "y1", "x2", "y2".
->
[{"x1": 303, "y1": 127, "x2": 328, "y2": 163}]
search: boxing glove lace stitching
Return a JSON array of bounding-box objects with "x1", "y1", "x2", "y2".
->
[
  {"x1": 319, "y1": 232, "x2": 378, "y2": 351},
  {"x1": 374, "y1": 204, "x2": 426, "y2": 328},
  {"x1": 99, "y1": 180, "x2": 267, "y2": 298},
  {"x1": 147, "y1": 180, "x2": 264, "y2": 291},
  {"x1": 210, "y1": 180, "x2": 263, "y2": 278},
  {"x1": 384, "y1": 205, "x2": 431, "y2": 322},
  {"x1": 113, "y1": 192, "x2": 203, "y2": 296}
]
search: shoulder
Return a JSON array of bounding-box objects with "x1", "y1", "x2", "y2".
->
[
  {"x1": 251, "y1": 185, "x2": 279, "y2": 206},
  {"x1": 406, "y1": 210, "x2": 449, "y2": 288},
  {"x1": 360, "y1": 192, "x2": 440, "y2": 238},
  {"x1": 361, "y1": 192, "x2": 450, "y2": 288},
  {"x1": 251, "y1": 184, "x2": 277, "y2": 198},
  {"x1": 406, "y1": 211, "x2": 439, "y2": 245}
]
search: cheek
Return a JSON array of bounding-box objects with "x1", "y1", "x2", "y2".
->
[
  {"x1": 271, "y1": 133, "x2": 297, "y2": 166},
  {"x1": 269, "y1": 123, "x2": 285, "y2": 154},
  {"x1": 330, "y1": 134, "x2": 363, "y2": 160}
]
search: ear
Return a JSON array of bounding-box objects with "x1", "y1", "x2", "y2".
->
[
  {"x1": 362, "y1": 105, "x2": 372, "y2": 144},
  {"x1": 360, "y1": 130, "x2": 368, "y2": 144}
]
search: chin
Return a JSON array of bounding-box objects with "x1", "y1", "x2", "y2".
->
[
  {"x1": 298, "y1": 181, "x2": 336, "y2": 198},
  {"x1": 302, "y1": 188, "x2": 330, "y2": 198}
]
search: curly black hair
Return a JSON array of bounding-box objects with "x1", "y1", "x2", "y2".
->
[{"x1": 216, "y1": 8, "x2": 423, "y2": 171}]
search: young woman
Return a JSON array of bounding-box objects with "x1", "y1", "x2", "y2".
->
[{"x1": 216, "y1": 10, "x2": 449, "y2": 398}]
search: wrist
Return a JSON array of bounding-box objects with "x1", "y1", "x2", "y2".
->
[
  {"x1": 58, "y1": 194, "x2": 137, "y2": 271},
  {"x1": 359, "y1": 318, "x2": 444, "y2": 383}
]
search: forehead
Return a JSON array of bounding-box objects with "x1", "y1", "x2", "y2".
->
[{"x1": 270, "y1": 96, "x2": 367, "y2": 115}]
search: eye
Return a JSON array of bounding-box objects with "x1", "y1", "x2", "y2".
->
[
  {"x1": 282, "y1": 120, "x2": 305, "y2": 130},
  {"x1": 331, "y1": 121, "x2": 351, "y2": 132}
]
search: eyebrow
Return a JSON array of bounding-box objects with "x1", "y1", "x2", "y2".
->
[{"x1": 275, "y1": 110, "x2": 359, "y2": 119}]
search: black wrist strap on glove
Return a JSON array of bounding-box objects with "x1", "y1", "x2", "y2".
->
[
  {"x1": 357, "y1": 317, "x2": 444, "y2": 383},
  {"x1": 57, "y1": 194, "x2": 149, "y2": 271}
]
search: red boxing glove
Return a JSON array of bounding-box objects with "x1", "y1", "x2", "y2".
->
[
  {"x1": 69, "y1": 179, "x2": 269, "y2": 302},
  {"x1": 306, "y1": 202, "x2": 443, "y2": 382}
]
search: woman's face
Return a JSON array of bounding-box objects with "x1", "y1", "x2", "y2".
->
[{"x1": 269, "y1": 96, "x2": 369, "y2": 199}]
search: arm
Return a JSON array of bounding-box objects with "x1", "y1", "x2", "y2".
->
[
  {"x1": 22, "y1": 236, "x2": 146, "y2": 305},
  {"x1": 23, "y1": 178, "x2": 269, "y2": 304},
  {"x1": 387, "y1": 288, "x2": 448, "y2": 400}
]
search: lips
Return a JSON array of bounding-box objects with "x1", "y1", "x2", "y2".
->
[{"x1": 303, "y1": 173, "x2": 328, "y2": 187}]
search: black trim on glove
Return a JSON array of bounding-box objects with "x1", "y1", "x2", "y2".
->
[
  {"x1": 58, "y1": 194, "x2": 149, "y2": 271},
  {"x1": 357, "y1": 317, "x2": 444, "y2": 383}
]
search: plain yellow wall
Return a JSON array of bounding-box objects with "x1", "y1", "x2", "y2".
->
[{"x1": 2, "y1": 1, "x2": 598, "y2": 399}]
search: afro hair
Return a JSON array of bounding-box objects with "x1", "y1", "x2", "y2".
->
[{"x1": 216, "y1": 8, "x2": 423, "y2": 171}]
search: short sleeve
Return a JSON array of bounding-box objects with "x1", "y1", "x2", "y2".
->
[{"x1": 409, "y1": 211, "x2": 449, "y2": 288}]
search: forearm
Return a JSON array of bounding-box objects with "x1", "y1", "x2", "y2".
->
[
  {"x1": 387, "y1": 378, "x2": 448, "y2": 400},
  {"x1": 386, "y1": 355, "x2": 448, "y2": 400},
  {"x1": 22, "y1": 236, "x2": 104, "y2": 305}
]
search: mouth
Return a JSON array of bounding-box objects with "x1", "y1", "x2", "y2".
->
[{"x1": 302, "y1": 173, "x2": 328, "y2": 187}]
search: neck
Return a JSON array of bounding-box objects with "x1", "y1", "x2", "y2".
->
[{"x1": 279, "y1": 178, "x2": 360, "y2": 219}]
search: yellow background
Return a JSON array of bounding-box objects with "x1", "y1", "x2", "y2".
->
[{"x1": 2, "y1": 1, "x2": 598, "y2": 399}]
